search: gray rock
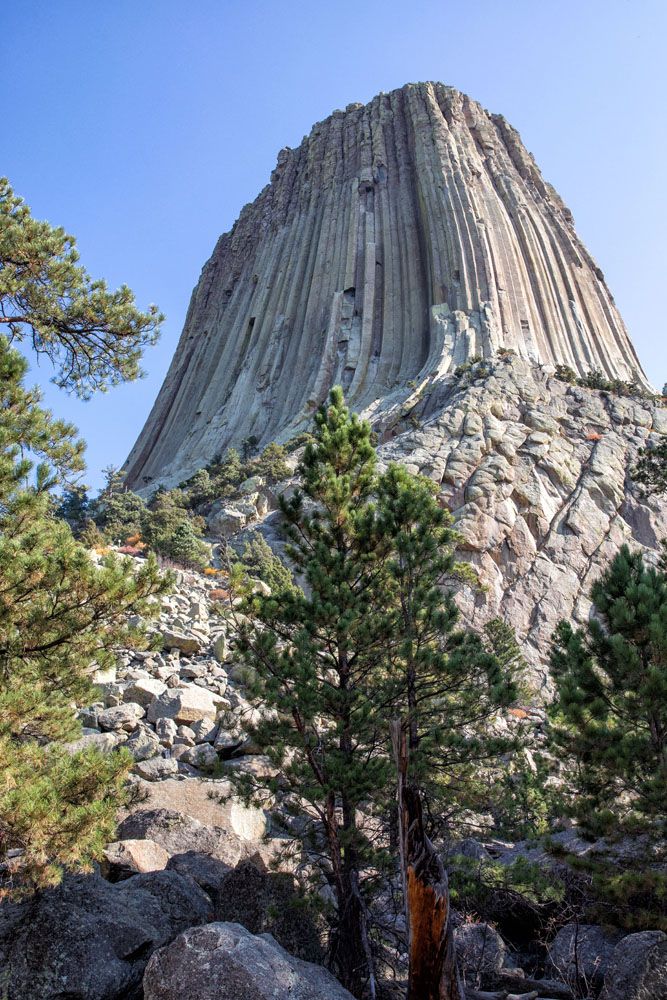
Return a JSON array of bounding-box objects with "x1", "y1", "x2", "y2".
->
[
  {"x1": 97, "y1": 702, "x2": 145, "y2": 732},
  {"x1": 547, "y1": 922, "x2": 623, "y2": 989},
  {"x1": 117, "y1": 809, "x2": 241, "y2": 865},
  {"x1": 143, "y1": 921, "x2": 353, "y2": 1000},
  {"x1": 601, "y1": 930, "x2": 667, "y2": 1000},
  {"x1": 455, "y1": 922, "x2": 507, "y2": 985},
  {"x1": 0, "y1": 870, "x2": 212, "y2": 1000},
  {"x1": 147, "y1": 686, "x2": 221, "y2": 725},
  {"x1": 180, "y1": 743, "x2": 219, "y2": 771},
  {"x1": 124, "y1": 676, "x2": 167, "y2": 706},
  {"x1": 134, "y1": 756, "x2": 179, "y2": 781}
]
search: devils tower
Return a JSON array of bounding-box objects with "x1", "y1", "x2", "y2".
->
[
  {"x1": 124, "y1": 82, "x2": 648, "y2": 491},
  {"x1": 124, "y1": 83, "x2": 664, "y2": 682}
]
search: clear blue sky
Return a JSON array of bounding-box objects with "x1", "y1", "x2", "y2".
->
[{"x1": 5, "y1": 0, "x2": 666, "y2": 490}]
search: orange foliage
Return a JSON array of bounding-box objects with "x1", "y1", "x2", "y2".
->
[
  {"x1": 203, "y1": 567, "x2": 221, "y2": 576},
  {"x1": 586, "y1": 432, "x2": 602, "y2": 442},
  {"x1": 508, "y1": 707, "x2": 529, "y2": 720},
  {"x1": 209, "y1": 588, "x2": 230, "y2": 602}
]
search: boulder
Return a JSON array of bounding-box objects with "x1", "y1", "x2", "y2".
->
[
  {"x1": 134, "y1": 756, "x2": 179, "y2": 781},
  {"x1": 64, "y1": 730, "x2": 125, "y2": 754},
  {"x1": 547, "y1": 922, "x2": 623, "y2": 989},
  {"x1": 124, "y1": 677, "x2": 168, "y2": 706},
  {"x1": 160, "y1": 630, "x2": 201, "y2": 655},
  {"x1": 147, "y1": 686, "x2": 220, "y2": 725},
  {"x1": 102, "y1": 838, "x2": 170, "y2": 880},
  {"x1": 601, "y1": 930, "x2": 667, "y2": 1000},
  {"x1": 97, "y1": 702, "x2": 145, "y2": 732},
  {"x1": 455, "y1": 922, "x2": 507, "y2": 985},
  {"x1": 117, "y1": 808, "x2": 240, "y2": 864},
  {"x1": 143, "y1": 921, "x2": 353, "y2": 1000},
  {"x1": 180, "y1": 743, "x2": 219, "y2": 771},
  {"x1": 0, "y1": 870, "x2": 212, "y2": 1000}
]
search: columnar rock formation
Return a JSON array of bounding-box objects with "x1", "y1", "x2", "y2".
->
[{"x1": 124, "y1": 82, "x2": 648, "y2": 490}]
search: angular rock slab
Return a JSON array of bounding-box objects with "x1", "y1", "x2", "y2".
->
[{"x1": 143, "y1": 921, "x2": 354, "y2": 999}]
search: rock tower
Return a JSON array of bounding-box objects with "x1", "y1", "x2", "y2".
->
[
  {"x1": 125, "y1": 82, "x2": 648, "y2": 491},
  {"x1": 125, "y1": 83, "x2": 664, "y2": 684}
]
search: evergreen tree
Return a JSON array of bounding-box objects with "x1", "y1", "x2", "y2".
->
[
  {"x1": 95, "y1": 487, "x2": 147, "y2": 543},
  {"x1": 632, "y1": 437, "x2": 667, "y2": 498},
  {"x1": 55, "y1": 485, "x2": 90, "y2": 535},
  {"x1": 0, "y1": 179, "x2": 162, "y2": 397},
  {"x1": 0, "y1": 338, "x2": 169, "y2": 897},
  {"x1": 376, "y1": 467, "x2": 517, "y2": 828},
  {"x1": 229, "y1": 388, "x2": 517, "y2": 996},
  {"x1": 142, "y1": 489, "x2": 208, "y2": 568},
  {"x1": 550, "y1": 545, "x2": 667, "y2": 836}
]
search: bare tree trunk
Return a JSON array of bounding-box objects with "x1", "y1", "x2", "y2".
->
[{"x1": 391, "y1": 721, "x2": 465, "y2": 1000}]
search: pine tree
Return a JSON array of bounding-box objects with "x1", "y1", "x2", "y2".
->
[
  {"x1": 229, "y1": 388, "x2": 518, "y2": 997},
  {"x1": 376, "y1": 465, "x2": 517, "y2": 823},
  {"x1": 632, "y1": 437, "x2": 667, "y2": 498},
  {"x1": 550, "y1": 545, "x2": 667, "y2": 837},
  {"x1": 55, "y1": 485, "x2": 90, "y2": 535},
  {"x1": 0, "y1": 178, "x2": 162, "y2": 397},
  {"x1": 0, "y1": 337, "x2": 170, "y2": 897}
]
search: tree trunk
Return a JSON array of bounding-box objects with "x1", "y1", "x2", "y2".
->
[{"x1": 392, "y1": 721, "x2": 464, "y2": 1000}]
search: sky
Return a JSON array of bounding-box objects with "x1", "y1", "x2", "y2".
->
[{"x1": 4, "y1": 0, "x2": 666, "y2": 491}]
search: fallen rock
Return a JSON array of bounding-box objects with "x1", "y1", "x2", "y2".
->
[
  {"x1": 547, "y1": 922, "x2": 623, "y2": 989},
  {"x1": 117, "y1": 808, "x2": 241, "y2": 865},
  {"x1": 147, "y1": 686, "x2": 221, "y2": 725},
  {"x1": 134, "y1": 756, "x2": 179, "y2": 781},
  {"x1": 160, "y1": 630, "x2": 201, "y2": 655},
  {"x1": 102, "y1": 838, "x2": 170, "y2": 880},
  {"x1": 601, "y1": 930, "x2": 667, "y2": 1000},
  {"x1": 97, "y1": 702, "x2": 145, "y2": 732},
  {"x1": 0, "y1": 870, "x2": 212, "y2": 1000},
  {"x1": 143, "y1": 921, "x2": 353, "y2": 1000}
]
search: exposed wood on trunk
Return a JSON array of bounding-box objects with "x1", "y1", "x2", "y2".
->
[{"x1": 392, "y1": 720, "x2": 465, "y2": 1000}]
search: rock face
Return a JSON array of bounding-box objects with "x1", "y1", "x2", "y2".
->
[
  {"x1": 124, "y1": 81, "x2": 649, "y2": 491},
  {"x1": 376, "y1": 355, "x2": 666, "y2": 686}
]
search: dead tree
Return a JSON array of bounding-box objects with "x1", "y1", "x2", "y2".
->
[{"x1": 391, "y1": 720, "x2": 465, "y2": 1000}]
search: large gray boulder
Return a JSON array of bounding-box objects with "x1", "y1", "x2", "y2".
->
[
  {"x1": 0, "y1": 870, "x2": 212, "y2": 1000},
  {"x1": 454, "y1": 922, "x2": 507, "y2": 986},
  {"x1": 143, "y1": 921, "x2": 354, "y2": 1000},
  {"x1": 117, "y1": 808, "x2": 241, "y2": 865},
  {"x1": 547, "y1": 922, "x2": 623, "y2": 990},
  {"x1": 600, "y1": 930, "x2": 667, "y2": 1000}
]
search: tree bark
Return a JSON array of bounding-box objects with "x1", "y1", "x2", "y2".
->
[{"x1": 392, "y1": 720, "x2": 465, "y2": 1000}]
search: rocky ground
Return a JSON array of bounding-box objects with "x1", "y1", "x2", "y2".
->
[
  {"x1": 2, "y1": 360, "x2": 666, "y2": 999},
  {"x1": 1, "y1": 558, "x2": 663, "y2": 1000}
]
